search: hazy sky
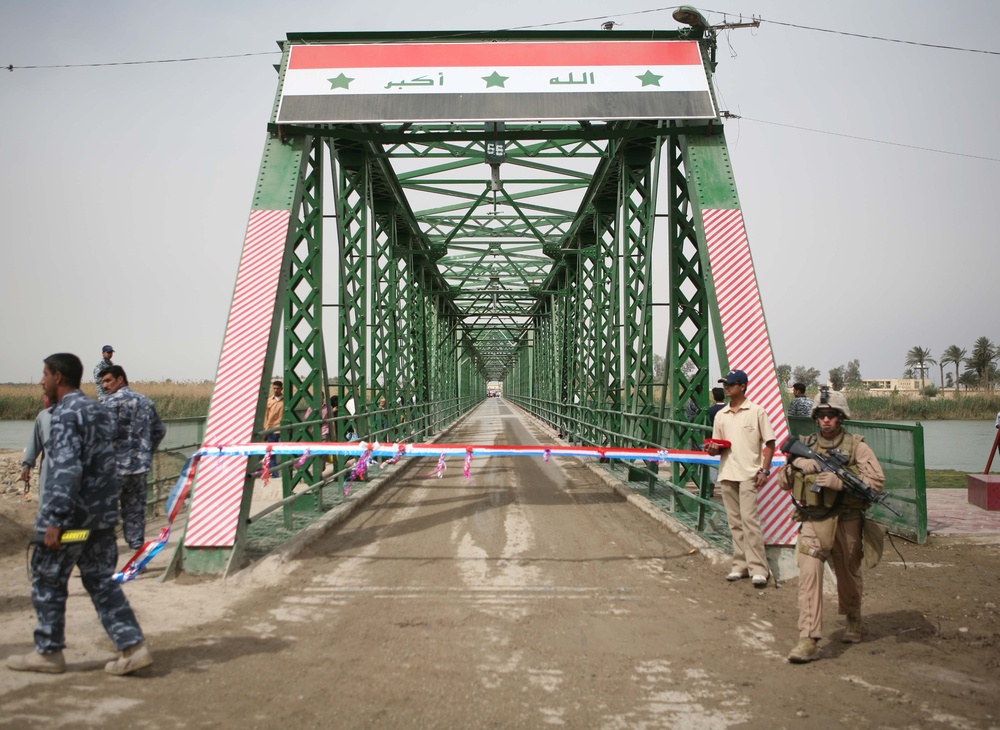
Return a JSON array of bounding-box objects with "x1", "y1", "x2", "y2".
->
[{"x1": 2, "y1": 1, "x2": 997, "y2": 387}]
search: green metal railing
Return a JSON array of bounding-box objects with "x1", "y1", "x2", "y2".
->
[
  {"x1": 510, "y1": 396, "x2": 930, "y2": 547},
  {"x1": 151, "y1": 400, "x2": 928, "y2": 559},
  {"x1": 254, "y1": 394, "x2": 479, "y2": 546},
  {"x1": 149, "y1": 417, "x2": 206, "y2": 513},
  {"x1": 509, "y1": 393, "x2": 732, "y2": 550}
]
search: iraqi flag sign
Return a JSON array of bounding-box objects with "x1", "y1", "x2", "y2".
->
[{"x1": 276, "y1": 40, "x2": 716, "y2": 124}]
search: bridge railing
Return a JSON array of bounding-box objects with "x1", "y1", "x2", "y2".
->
[
  {"x1": 506, "y1": 394, "x2": 733, "y2": 550},
  {"x1": 238, "y1": 394, "x2": 481, "y2": 556},
  {"x1": 147, "y1": 395, "x2": 481, "y2": 556},
  {"x1": 506, "y1": 395, "x2": 929, "y2": 547},
  {"x1": 149, "y1": 417, "x2": 205, "y2": 512}
]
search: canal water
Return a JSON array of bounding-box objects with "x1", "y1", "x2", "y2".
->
[{"x1": 2, "y1": 418, "x2": 998, "y2": 472}]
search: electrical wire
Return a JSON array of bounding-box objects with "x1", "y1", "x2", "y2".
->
[
  {"x1": 6, "y1": 50, "x2": 278, "y2": 71},
  {"x1": 7, "y1": 4, "x2": 999, "y2": 71},
  {"x1": 728, "y1": 13, "x2": 1000, "y2": 57},
  {"x1": 725, "y1": 113, "x2": 1000, "y2": 164}
]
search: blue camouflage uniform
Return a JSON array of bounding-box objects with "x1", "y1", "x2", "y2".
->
[
  {"x1": 788, "y1": 396, "x2": 814, "y2": 418},
  {"x1": 33, "y1": 389, "x2": 144, "y2": 655},
  {"x1": 93, "y1": 358, "x2": 113, "y2": 402},
  {"x1": 104, "y1": 385, "x2": 166, "y2": 550}
]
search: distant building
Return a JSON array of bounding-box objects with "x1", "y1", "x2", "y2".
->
[{"x1": 860, "y1": 378, "x2": 922, "y2": 393}]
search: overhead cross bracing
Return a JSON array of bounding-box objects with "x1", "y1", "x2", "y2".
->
[
  {"x1": 178, "y1": 28, "x2": 794, "y2": 577},
  {"x1": 384, "y1": 125, "x2": 613, "y2": 380}
]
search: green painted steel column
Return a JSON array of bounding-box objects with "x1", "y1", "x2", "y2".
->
[
  {"x1": 665, "y1": 132, "x2": 712, "y2": 498},
  {"x1": 283, "y1": 137, "x2": 328, "y2": 517},
  {"x1": 333, "y1": 146, "x2": 370, "y2": 443}
]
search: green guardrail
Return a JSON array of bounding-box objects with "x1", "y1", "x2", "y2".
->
[{"x1": 506, "y1": 396, "x2": 928, "y2": 546}]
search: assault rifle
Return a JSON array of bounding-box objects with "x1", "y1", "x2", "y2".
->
[{"x1": 780, "y1": 436, "x2": 901, "y2": 516}]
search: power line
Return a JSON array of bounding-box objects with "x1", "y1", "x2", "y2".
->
[
  {"x1": 724, "y1": 112, "x2": 1000, "y2": 163},
  {"x1": 702, "y1": 7, "x2": 1000, "y2": 56},
  {"x1": 758, "y1": 17, "x2": 1000, "y2": 56},
  {"x1": 6, "y1": 50, "x2": 279, "y2": 71},
  {"x1": 6, "y1": 4, "x2": 999, "y2": 72}
]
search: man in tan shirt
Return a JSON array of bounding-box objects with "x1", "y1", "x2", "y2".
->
[
  {"x1": 264, "y1": 379, "x2": 283, "y2": 437},
  {"x1": 705, "y1": 369, "x2": 776, "y2": 587},
  {"x1": 262, "y1": 379, "x2": 283, "y2": 476}
]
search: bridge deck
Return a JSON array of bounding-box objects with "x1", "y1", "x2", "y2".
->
[{"x1": 3, "y1": 399, "x2": 998, "y2": 726}]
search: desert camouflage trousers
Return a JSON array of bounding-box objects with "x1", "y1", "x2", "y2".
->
[
  {"x1": 31, "y1": 529, "x2": 144, "y2": 654},
  {"x1": 119, "y1": 472, "x2": 149, "y2": 550}
]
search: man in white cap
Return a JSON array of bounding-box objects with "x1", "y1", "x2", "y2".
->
[{"x1": 705, "y1": 369, "x2": 776, "y2": 588}]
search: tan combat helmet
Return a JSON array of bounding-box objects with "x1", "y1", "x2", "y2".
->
[{"x1": 810, "y1": 387, "x2": 851, "y2": 420}]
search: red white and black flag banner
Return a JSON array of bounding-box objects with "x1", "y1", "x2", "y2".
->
[{"x1": 277, "y1": 41, "x2": 716, "y2": 124}]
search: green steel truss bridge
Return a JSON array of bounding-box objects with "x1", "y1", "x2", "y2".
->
[{"x1": 175, "y1": 25, "x2": 795, "y2": 577}]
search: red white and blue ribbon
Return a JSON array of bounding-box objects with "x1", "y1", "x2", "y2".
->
[
  {"x1": 114, "y1": 440, "x2": 784, "y2": 582},
  {"x1": 113, "y1": 454, "x2": 200, "y2": 583}
]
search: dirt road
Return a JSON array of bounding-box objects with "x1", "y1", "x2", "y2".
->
[{"x1": 0, "y1": 400, "x2": 998, "y2": 728}]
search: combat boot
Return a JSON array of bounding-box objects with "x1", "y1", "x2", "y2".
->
[
  {"x1": 105, "y1": 641, "x2": 153, "y2": 676},
  {"x1": 842, "y1": 614, "x2": 862, "y2": 643},
  {"x1": 787, "y1": 637, "x2": 820, "y2": 664},
  {"x1": 7, "y1": 650, "x2": 66, "y2": 674}
]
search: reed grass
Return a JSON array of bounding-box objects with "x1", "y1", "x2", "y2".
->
[
  {"x1": 3, "y1": 381, "x2": 998, "y2": 422},
  {"x1": 822, "y1": 393, "x2": 1000, "y2": 421},
  {"x1": 651, "y1": 386, "x2": 1000, "y2": 421},
  {"x1": 0, "y1": 381, "x2": 213, "y2": 420}
]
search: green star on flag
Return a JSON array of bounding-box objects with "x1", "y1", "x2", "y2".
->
[
  {"x1": 481, "y1": 71, "x2": 509, "y2": 88},
  {"x1": 635, "y1": 70, "x2": 664, "y2": 87},
  {"x1": 328, "y1": 73, "x2": 354, "y2": 90}
]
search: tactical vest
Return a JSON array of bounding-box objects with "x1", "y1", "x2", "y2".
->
[{"x1": 790, "y1": 431, "x2": 869, "y2": 517}]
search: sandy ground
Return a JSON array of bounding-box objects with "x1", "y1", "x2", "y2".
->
[{"x1": 0, "y1": 402, "x2": 998, "y2": 729}]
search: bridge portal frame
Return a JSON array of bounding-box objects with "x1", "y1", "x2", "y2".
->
[{"x1": 177, "y1": 28, "x2": 791, "y2": 577}]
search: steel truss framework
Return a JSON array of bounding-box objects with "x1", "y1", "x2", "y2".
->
[{"x1": 178, "y1": 28, "x2": 792, "y2": 576}]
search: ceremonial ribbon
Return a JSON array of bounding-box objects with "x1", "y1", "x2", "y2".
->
[
  {"x1": 344, "y1": 444, "x2": 373, "y2": 496},
  {"x1": 112, "y1": 440, "x2": 784, "y2": 582},
  {"x1": 113, "y1": 454, "x2": 200, "y2": 583},
  {"x1": 463, "y1": 448, "x2": 472, "y2": 480}
]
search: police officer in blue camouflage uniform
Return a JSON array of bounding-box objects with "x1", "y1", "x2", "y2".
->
[
  {"x1": 93, "y1": 345, "x2": 115, "y2": 402},
  {"x1": 99, "y1": 365, "x2": 166, "y2": 550},
  {"x1": 7, "y1": 353, "x2": 152, "y2": 676}
]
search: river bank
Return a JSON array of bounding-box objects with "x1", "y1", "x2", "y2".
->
[{"x1": 4, "y1": 381, "x2": 999, "y2": 421}]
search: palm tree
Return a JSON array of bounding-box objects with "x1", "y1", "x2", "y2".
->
[
  {"x1": 941, "y1": 345, "x2": 966, "y2": 393},
  {"x1": 905, "y1": 346, "x2": 936, "y2": 394},
  {"x1": 967, "y1": 337, "x2": 998, "y2": 391}
]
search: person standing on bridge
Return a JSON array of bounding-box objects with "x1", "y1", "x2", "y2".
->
[
  {"x1": 7, "y1": 353, "x2": 151, "y2": 676},
  {"x1": 20, "y1": 395, "x2": 53, "y2": 501},
  {"x1": 260, "y1": 379, "x2": 283, "y2": 476},
  {"x1": 707, "y1": 387, "x2": 726, "y2": 428},
  {"x1": 705, "y1": 369, "x2": 775, "y2": 588},
  {"x1": 93, "y1": 345, "x2": 115, "y2": 402},
  {"x1": 99, "y1": 365, "x2": 166, "y2": 550},
  {"x1": 787, "y1": 382, "x2": 813, "y2": 418},
  {"x1": 778, "y1": 388, "x2": 885, "y2": 664}
]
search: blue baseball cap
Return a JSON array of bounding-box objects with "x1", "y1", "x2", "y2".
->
[
  {"x1": 102, "y1": 345, "x2": 114, "y2": 353},
  {"x1": 718, "y1": 369, "x2": 748, "y2": 385}
]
